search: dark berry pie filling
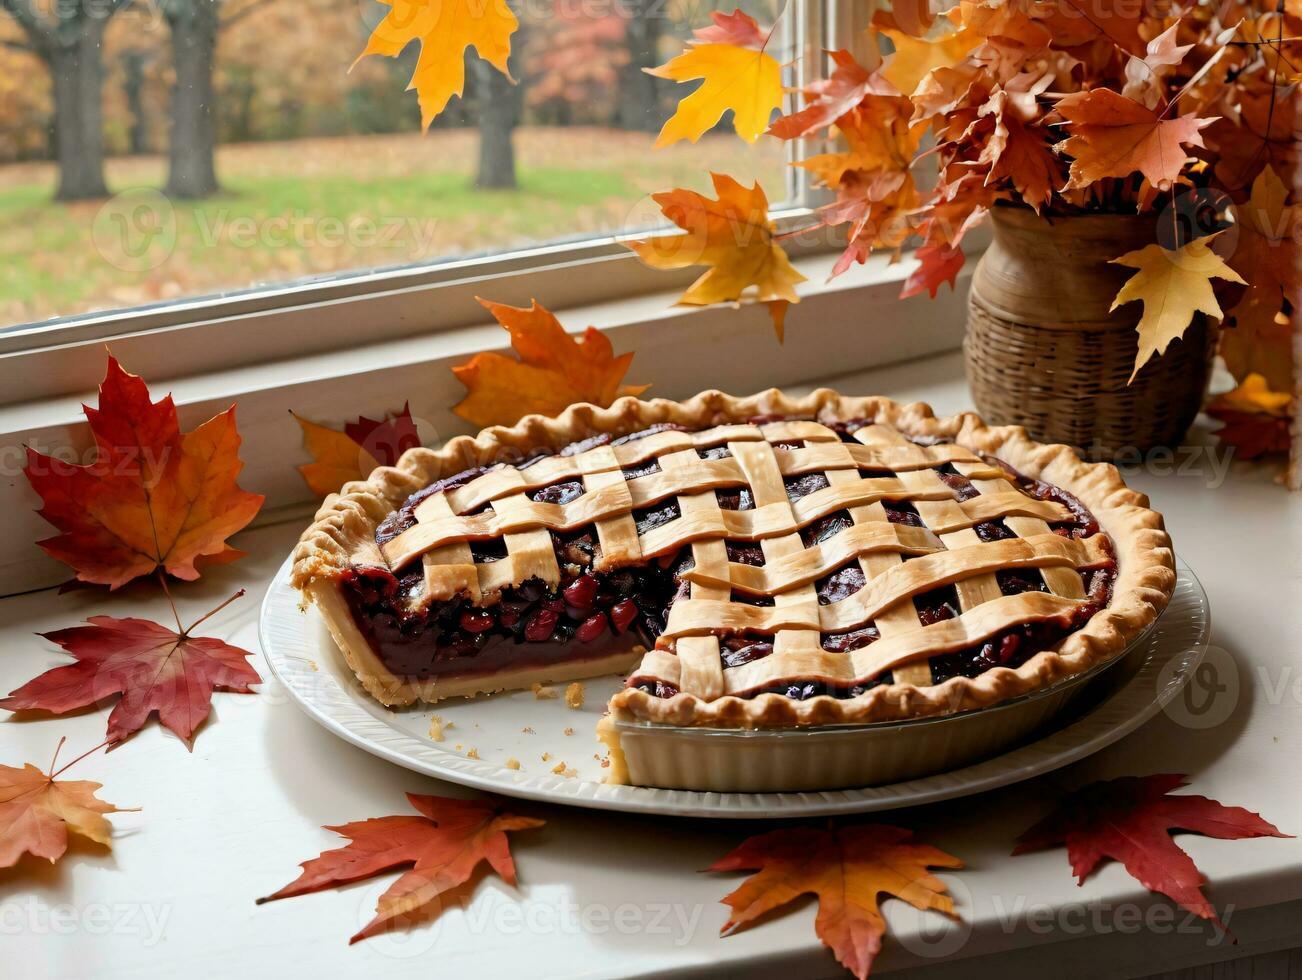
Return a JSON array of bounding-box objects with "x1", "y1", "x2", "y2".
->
[{"x1": 339, "y1": 416, "x2": 1117, "y2": 699}]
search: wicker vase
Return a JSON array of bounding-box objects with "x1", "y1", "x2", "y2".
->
[{"x1": 965, "y1": 206, "x2": 1218, "y2": 458}]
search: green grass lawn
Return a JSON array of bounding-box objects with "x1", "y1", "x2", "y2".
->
[{"x1": 0, "y1": 127, "x2": 788, "y2": 327}]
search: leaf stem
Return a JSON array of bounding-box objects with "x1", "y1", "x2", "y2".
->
[
  {"x1": 184, "y1": 589, "x2": 247, "y2": 636},
  {"x1": 48, "y1": 738, "x2": 111, "y2": 780},
  {"x1": 759, "y1": 0, "x2": 788, "y2": 56},
  {"x1": 157, "y1": 569, "x2": 184, "y2": 634},
  {"x1": 1226, "y1": 36, "x2": 1301, "y2": 45},
  {"x1": 47, "y1": 735, "x2": 67, "y2": 777}
]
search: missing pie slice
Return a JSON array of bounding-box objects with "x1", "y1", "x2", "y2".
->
[{"x1": 291, "y1": 389, "x2": 1175, "y2": 786}]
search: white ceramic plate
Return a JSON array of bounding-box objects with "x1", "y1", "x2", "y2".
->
[{"x1": 260, "y1": 556, "x2": 1208, "y2": 818}]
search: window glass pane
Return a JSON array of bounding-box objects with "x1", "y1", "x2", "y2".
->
[{"x1": 0, "y1": 0, "x2": 793, "y2": 331}]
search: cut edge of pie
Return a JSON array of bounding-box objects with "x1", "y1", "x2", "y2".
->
[{"x1": 290, "y1": 388, "x2": 1175, "y2": 737}]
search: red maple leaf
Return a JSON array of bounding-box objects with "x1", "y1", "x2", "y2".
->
[
  {"x1": 769, "y1": 50, "x2": 895, "y2": 140},
  {"x1": 24, "y1": 356, "x2": 264, "y2": 589},
  {"x1": 901, "y1": 243, "x2": 965, "y2": 298},
  {"x1": 1013, "y1": 774, "x2": 1289, "y2": 929},
  {"x1": 343, "y1": 402, "x2": 421, "y2": 467},
  {"x1": 690, "y1": 7, "x2": 768, "y2": 47},
  {"x1": 1207, "y1": 410, "x2": 1292, "y2": 459},
  {"x1": 258, "y1": 794, "x2": 544, "y2": 944},
  {"x1": 0, "y1": 591, "x2": 259, "y2": 747}
]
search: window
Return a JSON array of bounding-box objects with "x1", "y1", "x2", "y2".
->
[{"x1": 0, "y1": 0, "x2": 817, "y2": 335}]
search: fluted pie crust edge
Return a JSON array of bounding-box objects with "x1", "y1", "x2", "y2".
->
[{"x1": 290, "y1": 389, "x2": 1176, "y2": 726}]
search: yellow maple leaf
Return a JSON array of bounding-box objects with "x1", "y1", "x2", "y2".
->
[
  {"x1": 1109, "y1": 236, "x2": 1246, "y2": 381},
  {"x1": 878, "y1": 26, "x2": 977, "y2": 97},
  {"x1": 354, "y1": 0, "x2": 518, "y2": 130},
  {"x1": 452, "y1": 298, "x2": 650, "y2": 428},
  {"x1": 647, "y1": 10, "x2": 782, "y2": 147},
  {"x1": 293, "y1": 405, "x2": 422, "y2": 496},
  {"x1": 293, "y1": 413, "x2": 380, "y2": 497},
  {"x1": 626, "y1": 173, "x2": 805, "y2": 340},
  {"x1": 1208, "y1": 374, "x2": 1293, "y2": 418}
]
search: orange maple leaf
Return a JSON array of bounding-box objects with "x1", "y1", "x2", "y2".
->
[
  {"x1": 0, "y1": 742, "x2": 133, "y2": 868},
  {"x1": 258, "y1": 794, "x2": 544, "y2": 944},
  {"x1": 24, "y1": 356, "x2": 264, "y2": 590},
  {"x1": 829, "y1": 175, "x2": 922, "y2": 276},
  {"x1": 354, "y1": 0, "x2": 518, "y2": 130},
  {"x1": 293, "y1": 404, "x2": 421, "y2": 497},
  {"x1": 978, "y1": 88, "x2": 1060, "y2": 213},
  {"x1": 1224, "y1": 167, "x2": 1299, "y2": 393},
  {"x1": 886, "y1": 0, "x2": 935, "y2": 37},
  {"x1": 647, "y1": 9, "x2": 783, "y2": 147},
  {"x1": 1029, "y1": 0, "x2": 1146, "y2": 54},
  {"x1": 1213, "y1": 87, "x2": 1300, "y2": 191},
  {"x1": 452, "y1": 298, "x2": 649, "y2": 429},
  {"x1": 953, "y1": 0, "x2": 1052, "y2": 78},
  {"x1": 709, "y1": 823, "x2": 963, "y2": 980},
  {"x1": 1208, "y1": 411, "x2": 1293, "y2": 460},
  {"x1": 914, "y1": 172, "x2": 998, "y2": 248},
  {"x1": 796, "y1": 95, "x2": 923, "y2": 188},
  {"x1": 628, "y1": 173, "x2": 805, "y2": 339},
  {"x1": 911, "y1": 62, "x2": 983, "y2": 122},
  {"x1": 1055, "y1": 89, "x2": 1214, "y2": 191},
  {"x1": 1, "y1": 591, "x2": 259, "y2": 747},
  {"x1": 1121, "y1": 22, "x2": 1194, "y2": 106}
]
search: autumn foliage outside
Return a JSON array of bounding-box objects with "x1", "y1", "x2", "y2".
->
[{"x1": 0, "y1": 0, "x2": 786, "y2": 326}]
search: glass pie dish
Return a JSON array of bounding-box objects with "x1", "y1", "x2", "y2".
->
[{"x1": 599, "y1": 606, "x2": 1159, "y2": 792}]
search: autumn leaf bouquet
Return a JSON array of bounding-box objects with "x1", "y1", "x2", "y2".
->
[
  {"x1": 762, "y1": 0, "x2": 1297, "y2": 457},
  {"x1": 350, "y1": 0, "x2": 1296, "y2": 467}
]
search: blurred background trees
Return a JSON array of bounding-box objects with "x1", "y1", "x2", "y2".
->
[
  {"x1": 0, "y1": 0, "x2": 786, "y2": 329},
  {"x1": 161, "y1": 0, "x2": 222, "y2": 198},
  {"x1": 0, "y1": 0, "x2": 724, "y2": 202},
  {"x1": 0, "y1": 0, "x2": 132, "y2": 199}
]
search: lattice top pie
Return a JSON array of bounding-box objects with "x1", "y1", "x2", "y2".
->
[{"x1": 292, "y1": 389, "x2": 1175, "y2": 733}]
